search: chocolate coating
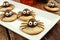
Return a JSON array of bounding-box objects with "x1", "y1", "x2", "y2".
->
[
  {"x1": 22, "y1": 9, "x2": 31, "y2": 16},
  {"x1": 27, "y1": 19, "x2": 38, "y2": 27}
]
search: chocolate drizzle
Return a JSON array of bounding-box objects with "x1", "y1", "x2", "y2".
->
[
  {"x1": 49, "y1": 2, "x2": 55, "y2": 8},
  {"x1": 22, "y1": 9, "x2": 31, "y2": 16},
  {"x1": 3, "y1": 1, "x2": 10, "y2": 8},
  {"x1": 4, "y1": 10, "x2": 13, "y2": 17},
  {"x1": 27, "y1": 19, "x2": 38, "y2": 27}
]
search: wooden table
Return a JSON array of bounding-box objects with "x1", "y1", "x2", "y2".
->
[{"x1": 0, "y1": 0, "x2": 60, "y2": 40}]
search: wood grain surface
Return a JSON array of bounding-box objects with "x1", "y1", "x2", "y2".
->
[
  {"x1": 0, "y1": 0, "x2": 60, "y2": 40},
  {"x1": 0, "y1": 25, "x2": 9, "y2": 40}
]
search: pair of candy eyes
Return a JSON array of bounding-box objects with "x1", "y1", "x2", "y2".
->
[
  {"x1": 23, "y1": 11, "x2": 30, "y2": 14},
  {"x1": 28, "y1": 21, "x2": 37, "y2": 26},
  {"x1": 3, "y1": 2, "x2": 9, "y2": 6},
  {"x1": 5, "y1": 12, "x2": 12, "y2": 15},
  {"x1": 49, "y1": 3, "x2": 55, "y2": 6}
]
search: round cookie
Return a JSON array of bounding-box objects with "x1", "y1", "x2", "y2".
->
[
  {"x1": 18, "y1": 9, "x2": 35, "y2": 21},
  {"x1": 44, "y1": 2, "x2": 60, "y2": 12},
  {"x1": 0, "y1": 10, "x2": 17, "y2": 22},
  {"x1": 0, "y1": 1, "x2": 14, "y2": 12},
  {"x1": 20, "y1": 19, "x2": 44, "y2": 35}
]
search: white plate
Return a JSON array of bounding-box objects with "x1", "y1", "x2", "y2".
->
[{"x1": 0, "y1": 0, "x2": 60, "y2": 40}]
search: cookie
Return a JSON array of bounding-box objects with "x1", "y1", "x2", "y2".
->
[
  {"x1": 44, "y1": 2, "x2": 60, "y2": 12},
  {"x1": 20, "y1": 19, "x2": 44, "y2": 35},
  {"x1": 0, "y1": 1, "x2": 14, "y2": 12},
  {"x1": 18, "y1": 9, "x2": 35, "y2": 21},
  {"x1": 0, "y1": 10, "x2": 17, "y2": 22}
]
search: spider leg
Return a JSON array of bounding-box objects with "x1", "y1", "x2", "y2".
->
[{"x1": 20, "y1": 23, "x2": 28, "y2": 29}]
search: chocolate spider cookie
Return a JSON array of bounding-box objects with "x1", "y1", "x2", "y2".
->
[
  {"x1": 20, "y1": 19, "x2": 44, "y2": 35},
  {"x1": 18, "y1": 9, "x2": 35, "y2": 21},
  {"x1": 0, "y1": 1, "x2": 14, "y2": 12},
  {"x1": 0, "y1": 10, "x2": 17, "y2": 22},
  {"x1": 44, "y1": 2, "x2": 60, "y2": 12}
]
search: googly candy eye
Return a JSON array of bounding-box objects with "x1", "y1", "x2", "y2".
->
[
  {"x1": 6, "y1": 2, "x2": 9, "y2": 6},
  {"x1": 50, "y1": 3, "x2": 54, "y2": 6},
  {"x1": 49, "y1": 2, "x2": 55, "y2": 8},
  {"x1": 27, "y1": 10, "x2": 30, "y2": 14},
  {"x1": 33, "y1": 21, "x2": 37, "y2": 26},
  {"x1": 9, "y1": 11, "x2": 13, "y2": 15},
  {"x1": 5, "y1": 12, "x2": 9, "y2": 16},
  {"x1": 28, "y1": 21, "x2": 33, "y2": 26},
  {"x1": 23, "y1": 11, "x2": 26, "y2": 14}
]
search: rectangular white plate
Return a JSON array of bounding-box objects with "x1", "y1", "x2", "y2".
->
[{"x1": 0, "y1": 0, "x2": 60, "y2": 40}]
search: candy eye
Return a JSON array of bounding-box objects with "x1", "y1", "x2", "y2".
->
[
  {"x1": 34, "y1": 22, "x2": 37, "y2": 25},
  {"x1": 27, "y1": 11, "x2": 30, "y2": 14},
  {"x1": 50, "y1": 3, "x2": 54, "y2": 6},
  {"x1": 9, "y1": 11, "x2": 12, "y2": 13},
  {"x1": 5, "y1": 12, "x2": 9, "y2": 15},
  {"x1": 6, "y1": 3, "x2": 9, "y2": 6},
  {"x1": 3, "y1": 3, "x2": 6, "y2": 6},
  {"x1": 9, "y1": 11, "x2": 12, "y2": 15},
  {"x1": 23, "y1": 11, "x2": 26, "y2": 14},
  {"x1": 28, "y1": 21, "x2": 33, "y2": 26},
  {"x1": 5, "y1": 12, "x2": 9, "y2": 16}
]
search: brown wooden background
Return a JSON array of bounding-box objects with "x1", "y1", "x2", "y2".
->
[{"x1": 0, "y1": 0, "x2": 60, "y2": 40}]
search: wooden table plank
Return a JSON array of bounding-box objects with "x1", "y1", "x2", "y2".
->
[
  {"x1": 0, "y1": 25, "x2": 9, "y2": 40},
  {"x1": 8, "y1": 30, "x2": 28, "y2": 40},
  {"x1": 41, "y1": 21, "x2": 60, "y2": 40},
  {"x1": 45, "y1": 21, "x2": 60, "y2": 40}
]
